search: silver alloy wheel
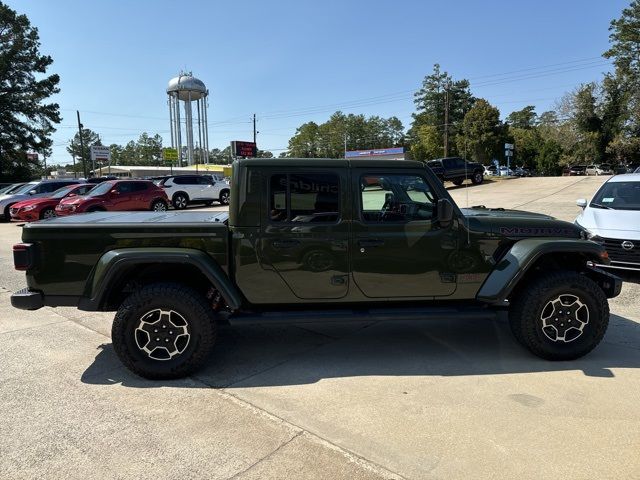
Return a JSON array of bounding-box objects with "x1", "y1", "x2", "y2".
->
[
  {"x1": 220, "y1": 191, "x2": 229, "y2": 205},
  {"x1": 134, "y1": 309, "x2": 190, "y2": 361},
  {"x1": 153, "y1": 201, "x2": 167, "y2": 211},
  {"x1": 174, "y1": 195, "x2": 187, "y2": 209},
  {"x1": 42, "y1": 209, "x2": 56, "y2": 219},
  {"x1": 540, "y1": 294, "x2": 589, "y2": 343}
]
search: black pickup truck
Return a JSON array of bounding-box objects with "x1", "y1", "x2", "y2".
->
[
  {"x1": 427, "y1": 157, "x2": 485, "y2": 185},
  {"x1": 11, "y1": 158, "x2": 621, "y2": 379}
]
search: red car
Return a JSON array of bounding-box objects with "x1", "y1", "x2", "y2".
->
[
  {"x1": 55, "y1": 180, "x2": 169, "y2": 216},
  {"x1": 10, "y1": 183, "x2": 94, "y2": 221}
]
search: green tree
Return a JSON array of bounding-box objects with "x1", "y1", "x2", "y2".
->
[
  {"x1": 604, "y1": 0, "x2": 640, "y2": 85},
  {"x1": 136, "y1": 132, "x2": 163, "y2": 165},
  {"x1": 456, "y1": 99, "x2": 503, "y2": 164},
  {"x1": 537, "y1": 139, "x2": 563, "y2": 175},
  {"x1": 256, "y1": 149, "x2": 274, "y2": 158},
  {"x1": 0, "y1": 2, "x2": 60, "y2": 180},
  {"x1": 411, "y1": 125, "x2": 443, "y2": 160},
  {"x1": 510, "y1": 127, "x2": 542, "y2": 168},
  {"x1": 506, "y1": 106, "x2": 537, "y2": 129},
  {"x1": 288, "y1": 121, "x2": 321, "y2": 157},
  {"x1": 66, "y1": 128, "x2": 102, "y2": 174},
  {"x1": 409, "y1": 64, "x2": 475, "y2": 159}
]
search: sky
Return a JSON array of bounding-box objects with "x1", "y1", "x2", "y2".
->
[{"x1": 9, "y1": 0, "x2": 631, "y2": 166}]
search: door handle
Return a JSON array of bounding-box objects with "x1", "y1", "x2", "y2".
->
[
  {"x1": 358, "y1": 238, "x2": 384, "y2": 248},
  {"x1": 272, "y1": 239, "x2": 301, "y2": 249}
]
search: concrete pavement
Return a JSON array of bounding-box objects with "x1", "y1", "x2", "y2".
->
[{"x1": 1, "y1": 175, "x2": 639, "y2": 479}]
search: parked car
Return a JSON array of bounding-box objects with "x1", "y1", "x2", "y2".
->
[
  {"x1": 86, "y1": 176, "x2": 118, "y2": 184},
  {"x1": 586, "y1": 164, "x2": 613, "y2": 176},
  {"x1": 569, "y1": 165, "x2": 588, "y2": 176},
  {"x1": 484, "y1": 165, "x2": 498, "y2": 176},
  {"x1": 426, "y1": 157, "x2": 484, "y2": 185},
  {"x1": 9, "y1": 184, "x2": 94, "y2": 221},
  {"x1": 514, "y1": 167, "x2": 531, "y2": 177},
  {"x1": 157, "y1": 174, "x2": 231, "y2": 208},
  {"x1": 575, "y1": 174, "x2": 640, "y2": 272},
  {"x1": 0, "y1": 179, "x2": 80, "y2": 222},
  {"x1": 0, "y1": 183, "x2": 26, "y2": 195},
  {"x1": 498, "y1": 166, "x2": 515, "y2": 176},
  {"x1": 634, "y1": 166, "x2": 640, "y2": 174},
  {"x1": 55, "y1": 180, "x2": 168, "y2": 216}
]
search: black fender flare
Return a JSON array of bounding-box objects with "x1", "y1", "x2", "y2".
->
[
  {"x1": 476, "y1": 239, "x2": 610, "y2": 304},
  {"x1": 78, "y1": 247, "x2": 243, "y2": 311}
]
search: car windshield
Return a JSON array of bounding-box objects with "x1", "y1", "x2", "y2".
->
[
  {"x1": 591, "y1": 181, "x2": 640, "y2": 210},
  {"x1": 85, "y1": 182, "x2": 113, "y2": 196},
  {"x1": 50, "y1": 185, "x2": 78, "y2": 199},
  {"x1": 13, "y1": 183, "x2": 39, "y2": 194},
  {"x1": 0, "y1": 183, "x2": 23, "y2": 194}
]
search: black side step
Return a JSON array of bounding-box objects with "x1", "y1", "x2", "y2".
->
[{"x1": 228, "y1": 307, "x2": 497, "y2": 325}]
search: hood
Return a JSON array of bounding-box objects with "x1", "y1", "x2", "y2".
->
[
  {"x1": 575, "y1": 207, "x2": 640, "y2": 240},
  {"x1": 462, "y1": 206, "x2": 582, "y2": 239},
  {"x1": 58, "y1": 195, "x2": 89, "y2": 205},
  {"x1": 11, "y1": 197, "x2": 53, "y2": 209}
]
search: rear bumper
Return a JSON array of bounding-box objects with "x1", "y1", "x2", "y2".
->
[
  {"x1": 11, "y1": 288, "x2": 80, "y2": 310},
  {"x1": 11, "y1": 288, "x2": 44, "y2": 310}
]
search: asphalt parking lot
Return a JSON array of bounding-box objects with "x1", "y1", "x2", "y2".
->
[{"x1": 1, "y1": 175, "x2": 639, "y2": 479}]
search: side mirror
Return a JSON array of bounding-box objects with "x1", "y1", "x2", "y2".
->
[
  {"x1": 28, "y1": 190, "x2": 37, "y2": 195},
  {"x1": 110, "y1": 189, "x2": 119, "y2": 195},
  {"x1": 576, "y1": 198, "x2": 587, "y2": 208},
  {"x1": 66, "y1": 193, "x2": 76, "y2": 198},
  {"x1": 437, "y1": 198, "x2": 454, "y2": 227}
]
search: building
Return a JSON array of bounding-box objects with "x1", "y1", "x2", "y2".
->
[
  {"x1": 91, "y1": 164, "x2": 231, "y2": 178},
  {"x1": 345, "y1": 147, "x2": 406, "y2": 161}
]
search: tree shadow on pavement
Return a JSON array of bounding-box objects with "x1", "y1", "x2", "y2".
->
[{"x1": 81, "y1": 312, "x2": 640, "y2": 389}]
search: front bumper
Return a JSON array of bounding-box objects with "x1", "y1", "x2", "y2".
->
[{"x1": 11, "y1": 288, "x2": 44, "y2": 310}]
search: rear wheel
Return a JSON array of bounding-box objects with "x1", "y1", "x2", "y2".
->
[
  {"x1": 40, "y1": 207, "x2": 56, "y2": 219},
  {"x1": 509, "y1": 271, "x2": 609, "y2": 360},
  {"x1": 151, "y1": 199, "x2": 168, "y2": 211},
  {"x1": 471, "y1": 171, "x2": 484, "y2": 185},
  {"x1": 112, "y1": 282, "x2": 217, "y2": 379},
  {"x1": 218, "y1": 189, "x2": 230, "y2": 205},
  {"x1": 172, "y1": 193, "x2": 189, "y2": 209}
]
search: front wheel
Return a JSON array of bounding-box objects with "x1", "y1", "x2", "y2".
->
[
  {"x1": 112, "y1": 283, "x2": 217, "y2": 379},
  {"x1": 509, "y1": 271, "x2": 609, "y2": 360},
  {"x1": 40, "y1": 207, "x2": 56, "y2": 219}
]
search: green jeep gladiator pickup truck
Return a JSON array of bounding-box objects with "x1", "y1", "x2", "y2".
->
[{"x1": 11, "y1": 159, "x2": 621, "y2": 379}]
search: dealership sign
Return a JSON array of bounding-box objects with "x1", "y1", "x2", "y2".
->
[
  {"x1": 231, "y1": 141, "x2": 257, "y2": 158},
  {"x1": 90, "y1": 145, "x2": 111, "y2": 162}
]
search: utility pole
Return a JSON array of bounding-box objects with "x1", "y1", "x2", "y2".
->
[
  {"x1": 76, "y1": 111, "x2": 87, "y2": 178},
  {"x1": 344, "y1": 132, "x2": 348, "y2": 158},
  {"x1": 252, "y1": 114, "x2": 257, "y2": 144},
  {"x1": 71, "y1": 154, "x2": 77, "y2": 178},
  {"x1": 443, "y1": 83, "x2": 450, "y2": 158}
]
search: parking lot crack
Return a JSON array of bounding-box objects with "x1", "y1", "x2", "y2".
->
[{"x1": 226, "y1": 430, "x2": 303, "y2": 480}]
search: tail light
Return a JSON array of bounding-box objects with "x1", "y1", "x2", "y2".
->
[{"x1": 13, "y1": 243, "x2": 36, "y2": 271}]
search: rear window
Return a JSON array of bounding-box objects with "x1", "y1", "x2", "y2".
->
[{"x1": 269, "y1": 173, "x2": 339, "y2": 223}]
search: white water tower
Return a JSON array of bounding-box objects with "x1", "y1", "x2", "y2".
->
[{"x1": 167, "y1": 72, "x2": 210, "y2": 166}]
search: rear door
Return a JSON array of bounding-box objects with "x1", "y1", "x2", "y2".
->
[
  {"x1": 130, "y1": 181, "x2": 150, "y2": 209},
  {"x1": 113, "y1": 182, "x2": 136, "y2": 210},
  {"x1": 257, "y1": 170, "x2": 349, "y2": 299}
]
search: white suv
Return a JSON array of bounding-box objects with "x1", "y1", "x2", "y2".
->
[{"x1": 158, "y1": 175, "x2": 230, "y2": 209}]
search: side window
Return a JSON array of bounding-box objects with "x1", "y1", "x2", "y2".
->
[
  {"x1": 197, "y1": 176, "x2": 212, "y2": 185},
  {"x1": 269, "y1": 173, "x2": 339, "y2": 223},
  {"x1": 78, "y1": 185, "x2": 93, "y2": 195},
  {"x1": 455, "y1": 158, "x2": 467, "y2": 169},
  {"x1": 360, "y1": 174, "x2": 436, "y2": 223},
  {"x1": 443, "y1": 158, "x2": 455, "y2": 169},
  {"x1": 39, "y1": 183, "x2": 59, "y2": 193},
  {"x1": 173, "y1": 176, "x2": 188, "y2": 185},
  {"x1": 131, "y1": 182, "x2": 148, "y2": 192},
  {"x1": 117, "y1": 182, "x2": 134, "y2": 194}
]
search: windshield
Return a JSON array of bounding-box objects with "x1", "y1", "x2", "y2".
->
[
  {"x1": 13, "y1": 183, "x2": 39, "y2": 195},
  {"x1": 591, "y1": 181, "x2": 640, "y2": 210},
  {"x1": 0, "y1": 183, "x2": 23, "y2": 194},
  {"x1": 85, "y1": 182, "x2": 113, "y2": 196},
  {"x1": 50, "y1": 185, "x2": 78, "y2": 199}
]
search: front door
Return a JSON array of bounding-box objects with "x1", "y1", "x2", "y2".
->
[
  {"x1": 351, "y1": 170, "x2": 457, "y2": 298},
  {"x1": 257, "y1": 171, "x2": 349, "y2": 300}
]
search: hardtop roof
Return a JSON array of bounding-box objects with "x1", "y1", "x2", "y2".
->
[{"x1": 235, "y1": 158, "x2": 426, "y2": 169}]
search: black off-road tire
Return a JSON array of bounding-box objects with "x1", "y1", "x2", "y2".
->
[
  {"x1": 112, "y1": 282, "x2": 217, "y2": 379},
  {"x1": 452, "y1": 179, "x2": 464, "y2": 186},
  {"x1": 172, "y1": 193, "x2": 189, "y2": 210},
  {"x1": 471, "y1": 171, "x2": 484, "y2": 185},
  {"x1": 509, "y1": 271, "x2": 609, "y2": 360}
]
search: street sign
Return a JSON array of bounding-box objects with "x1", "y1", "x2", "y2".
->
[
  {"x1": 90, "y1": 145, "x2": 111, "y2": 162},
  {"x1": 231, "y1": 141, "x2": 257, "y2": 158},
  {"x1": 504, "y1": 143, "x2": 514, "y2": 150},
  {"x1": 162, "y1": 148, "x2": 179, "y2": 161},
  {"x1": 505, "y1": 150, "x2": 513, "y2": 157}
]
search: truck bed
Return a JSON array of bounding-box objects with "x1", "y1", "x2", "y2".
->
[{"x1": 21, "y1": 211, "x2": 230, "y2": 297}]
